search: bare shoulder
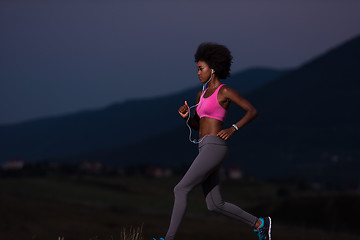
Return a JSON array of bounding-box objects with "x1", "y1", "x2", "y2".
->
[
  {"x1": 219, "y1": 85, "x2": 241, "y2": 99},
  {"x1": 219, "y1": 84, "x2": 256, "y2": 111}
]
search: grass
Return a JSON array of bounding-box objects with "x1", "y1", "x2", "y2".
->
[
  {"x1": 120, "y1": 225, "x2": 144, "y2": 240},
  {"x1": 58, "y1": 224, "x2": 144, "y2": 240},
  {"x1": 0, "y1": 176, "x2": 359, "y2": 240}
]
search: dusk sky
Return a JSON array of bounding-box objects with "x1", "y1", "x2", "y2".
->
[{"x1": 1, "y1": 0, "x2": 359, "y2": 125}]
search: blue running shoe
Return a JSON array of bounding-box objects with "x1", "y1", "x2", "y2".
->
[
  {"x1": 254, "y1": 217, "x2": 271, "y2": 240},
  {"x1": 153, "y1": 238, "x2": 164, "y2": 240}
]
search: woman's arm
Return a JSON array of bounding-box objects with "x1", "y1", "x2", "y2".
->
[
  {"x1": 178, "y1": 91, "x2": 202, "y2": 130},
  {"x1": 217, "y1": 87, "x2": 258, "y2": 140}
]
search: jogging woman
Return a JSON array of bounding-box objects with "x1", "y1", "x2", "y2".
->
[{"x1": 155, "y1": 43, "x2": 271, "y2": 240}]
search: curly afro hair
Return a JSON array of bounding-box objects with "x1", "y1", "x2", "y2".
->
[{"x1": 194, "y1": 42, "x2": 233, "y2": 79}]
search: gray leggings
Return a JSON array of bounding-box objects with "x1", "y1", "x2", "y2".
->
[{"x1": 165, "y1": 135, "x2": 258, "y2": 240}]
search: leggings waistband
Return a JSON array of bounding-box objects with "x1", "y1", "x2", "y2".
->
[{"x1": 198, "y1": 135, "x2": 227, "y2": 149}]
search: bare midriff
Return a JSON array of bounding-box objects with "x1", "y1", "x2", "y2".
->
[{"x1": 198, "y1": 117, "x2": 224, "y2": 139}]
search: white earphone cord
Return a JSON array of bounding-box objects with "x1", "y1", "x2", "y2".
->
[{"x1": 185, "y1": 71, "x2": 213, "y2": 144}]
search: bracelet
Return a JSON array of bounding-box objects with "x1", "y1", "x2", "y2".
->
[{"x1": 232, "y1": 124, "x2": 239, "y2": 131}]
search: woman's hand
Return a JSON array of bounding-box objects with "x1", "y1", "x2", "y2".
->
[
  {"x1": 217, "y1": 127, "x2": 236, "y2": 141},
  {"x1": 178, "y1": 101, "x2": 190, "y2": 119}
]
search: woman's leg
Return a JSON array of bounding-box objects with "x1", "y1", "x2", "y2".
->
[
  {"x1": 165, "y1": 137, "x2": 228, "y2": 240},
  {"x1": 202, "y1": 170, "x2": 258, "y2": 227}
]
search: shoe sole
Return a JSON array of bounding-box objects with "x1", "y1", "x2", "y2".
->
[{"x1": 268, "y1": 217, "x2": 272, "y2": 240}]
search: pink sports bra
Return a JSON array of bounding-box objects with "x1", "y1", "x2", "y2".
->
[{"x1": 196, "y1": 84, "x2": 227, "y2": 122}]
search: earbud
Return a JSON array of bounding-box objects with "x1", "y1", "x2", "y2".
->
[{"x1": 211, "y1": 69, "x2": 214, "y2": 74}]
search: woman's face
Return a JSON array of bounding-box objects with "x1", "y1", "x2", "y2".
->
[{"x1": 197, "y1": 60, "x2": 212, "y2": 83}]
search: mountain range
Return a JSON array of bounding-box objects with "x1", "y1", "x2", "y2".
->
[{"x1": 66, "y1": 34, "x2": 360, "y2": 185}]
